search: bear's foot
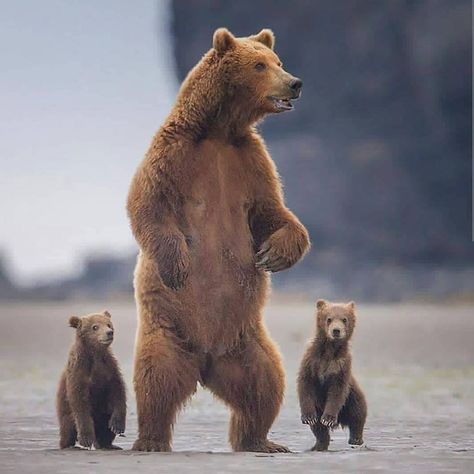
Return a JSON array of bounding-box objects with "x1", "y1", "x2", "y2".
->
[
  {"x1": 240, "y1": 440, "x2": 290, "y2": 453},
  {"x1": 348, "y1": 437, "x2": 364, "y2": 446},
  {"x1": 132, "y1": 438, "x2": 171, "y2": 452},
  {"x1": 96, "y1": 444, "x2": 123, "y2": 450},
  {"x1": 311, "y1": 441, "x2": 329, "y2": 452}
]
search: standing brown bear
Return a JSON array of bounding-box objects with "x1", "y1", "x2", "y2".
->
[
  {"x1": 127, "y1": 27, "x2": 310, "y2": 452},
  {"x1": 56, "y1": 311, "x2": 126, "y2": 449},
  {"x1": 297, "y1": 300, "x2": 367, "y2": 451}
]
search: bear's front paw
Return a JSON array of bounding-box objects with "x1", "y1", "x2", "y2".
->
[
  {"x1": 301, "y1": 412, "x2": 318, "y2": 425},
  {"x1": 320, "y1": 412, "x2": 338, "y2": 428},
  {"x1": 255, "y1": 235, "x2": 291, "y2": 273},
  {"x1": 255, "y1": 245, "x2": 290, "y2": 273},
  {"x1": 109, "y1": 412, "x2": 125, "y2": 435},
  {"x1": 255, "y1": 225, "x2": 309, "y2": 273},
  {"x1": 78, "y1": 430, "x2": 96, "y2": 449}
]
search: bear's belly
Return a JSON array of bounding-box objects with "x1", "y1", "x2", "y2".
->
[{"x1": 177, "y1": 139, "x2": 267, "y2": 348}]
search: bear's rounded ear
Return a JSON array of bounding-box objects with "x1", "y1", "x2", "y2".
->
[
  {"x1": 69, "y1": 316, "x2": 81, "y2": 329},
  {"x1": 213, "y1": 28, "x2": 236, "y2": 54},
  {"x1": 347, "y1": 301, "x2": 356, "y2": 311},
  {"x1": 316, "y1": 299, "x2": 327, "y2": 311},
  {"x1": 252, "y1": 29, "x2": 275, "y2": 50},
  {"x1": 103, "y1": 310, "x2": 112, "y2": 319}
]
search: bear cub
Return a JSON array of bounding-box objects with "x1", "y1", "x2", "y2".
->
[
  {"x1": 56, "y1": 311, "x2": 127, "y2": 449},
  {"x1": 297, "y1": 300, "x2": 367, "y2": 451}
]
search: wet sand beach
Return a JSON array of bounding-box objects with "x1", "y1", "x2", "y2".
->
[{"x1": 1, "y1": 299, "x2": 473, "y2": 472}]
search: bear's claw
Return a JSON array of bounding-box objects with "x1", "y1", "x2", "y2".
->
[
  {"x1": 301, "y1": 413, "x2": 318, "y2": 425},
  {"x1": 320, "y1": 413, "x2": 338, "y2": 428},
  {"x1": 78, "y1": 431, "x2": 96, "y2": 449},
  {"x1": 109, "y1": 414, "x2": 125, "y2": 435}
]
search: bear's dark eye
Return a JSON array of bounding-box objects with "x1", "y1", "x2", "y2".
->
[
  {"x1": 342, "y1": 318, "x2": 347, "y2": 324},
  {"x1": 107, "y1": 324, "x2": 112, "y2": 329},
  {"x1": 255, "y1": 62, "x2": 266, "y2": 71},
  {"x1": 92, "y1": 325, "x2": 99, "y2": 331},
  {"x1": 327, "y1": 318, "x2": 332, "y2": 324}
]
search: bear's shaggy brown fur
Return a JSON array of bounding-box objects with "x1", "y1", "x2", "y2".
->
[
  {"x1": 56, "y1": 311, "x2": 126, "y2": 449},
  {"x1": 297, "y1": 300, "x2": 367, "y2": 451},
  {"x1": 127, "y1": 28, "x2": 310, "y2": 452}
]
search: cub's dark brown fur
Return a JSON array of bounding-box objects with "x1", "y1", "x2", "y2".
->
[
  {"x1": 56, "y1": 311, "x2": 126, "y2": 449},
  {"x1": 297, "y1": 300, "x2": 367, "y2": 451}
]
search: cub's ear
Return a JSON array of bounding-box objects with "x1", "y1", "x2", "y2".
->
[
  {"x1": 213, "y1": 27, "x2": 236, "y2": 54},
  {"x1": 252, "y1": 29, "x2": 275, "y2": 50},
  {"x1": 69, "y1": 316, "x2": 81, "y2": 329},
  {"x1": 316, "y1": 299, "x2": 327, "y2": 311},
  {"x1": 103, "y1": 310, "x2": 112, "y2": 319},
  {"x1": 347, "y1": 301, "x2": 356, "y2": 311}
]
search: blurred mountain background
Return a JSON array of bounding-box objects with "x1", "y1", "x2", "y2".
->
[{"x1": 0, "y1": 0, "x2": 472, "y2": 301}]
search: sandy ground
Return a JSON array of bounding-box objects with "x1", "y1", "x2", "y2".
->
[{"x1": 0, "y1": 298, "x2": 473, "y2": 473}]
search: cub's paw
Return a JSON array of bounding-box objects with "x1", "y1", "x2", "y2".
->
[
  {"x1": 132, "y1": 438, "x2": 171, "y2": 452},
  {"x1": 78, "y1": 430, "x2": 96, "y2": 449},
  {"x1": 312, "y1": 442, "x2": 329, "y2": 452},
  {"x1": 320, "y1": 413, "x2": 338, "y2": 428},
  {"x1": 95, "y1": 442, "x2": 123, "y2": 450},
  {"x1": 349, "y1": 437, "x2": 364, "y2": 446},
  {"x1": 109, "y1": 413, "x2": 125, "y2": 435},
  {"x1": 301, "y1": 412, "x2": 318, "y2": 425}
]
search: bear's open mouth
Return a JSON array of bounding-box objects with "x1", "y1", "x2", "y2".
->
[{"x1": 269, "y1": 96, "x2": 295, "y2": 112}]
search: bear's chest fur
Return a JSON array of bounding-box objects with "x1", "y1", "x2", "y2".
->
[
  {"x1": 183, "y1": 139, "x2": 255, "y2": 267},
  {"x1": 315, "y1": 357, "x2": 346, "y2": 384},
  {"x1": 185, "y1": 139, "x2": 252, "y2": 221}
]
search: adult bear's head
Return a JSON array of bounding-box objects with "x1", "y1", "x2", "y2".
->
[
  {"x1": 174, "y1": 28, "x2": 302, "y2": 133},
  {"x1": 212, "y1": 28, "x2": 302, "y2": 117}
]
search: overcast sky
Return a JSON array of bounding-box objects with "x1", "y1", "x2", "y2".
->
[{"x1": 0, "y1": 0, "x2": 178, "y2": 284}]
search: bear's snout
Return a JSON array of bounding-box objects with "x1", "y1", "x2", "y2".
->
[
  {"x1": 332, "y1": 328, "x2": 341, "y2": 338},
  {"x1": 289, "y1": 77, "x2": 303, "y2": 97}
]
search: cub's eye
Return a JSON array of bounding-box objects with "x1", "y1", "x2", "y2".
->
[
  {"x1": 327, "y1": 318, "x2": 332, "y2": 324},
  {"x1": 342, "y1": 318, "x2": 347, "y2": 324},
  {"x1": 277, "y1": 61, "x2": 282, "y2": 67},
  {"x1": 92, "y1": 325, "x2": 99, "y2": 331},
  {"x1": 107, "y1": 324, "x2": 112, "y2": 329},
  {"x1": 255, "y1": 62, "x2": 266, "y2": 71}
]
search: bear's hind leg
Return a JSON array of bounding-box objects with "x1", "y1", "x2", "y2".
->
[
  {"x1": 339, "y1": 381, "x2": 367, "y2": 446},
  {"x1": 133, "y1": 328, "x2": 199, "y2": 452},
  {"x1": 205, "y1": 329, "x2": 288, "y2": 453},
  {"x1": 310, "y1": 421, "x2": 330, "y2": 451},
  {"x1": 57, "y1": 377, "x2": 77, "y2": 449},
  {"x1": 59, "y1": 412, "x2": 77, "y2": 449},
  {"x1": 93, "y1": 412, "x2": 120, "y2": 450}
]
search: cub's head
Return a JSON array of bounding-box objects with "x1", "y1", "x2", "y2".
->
[
  {"x1": 316, "y1": 300, "x2": 356, "y2": 342},
  {"x1": 69, "y1": 311, "x2": 114, "y2": 347},
  {"x1": 212, "y1": 27, "x2": 302, "y2": 118}
]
